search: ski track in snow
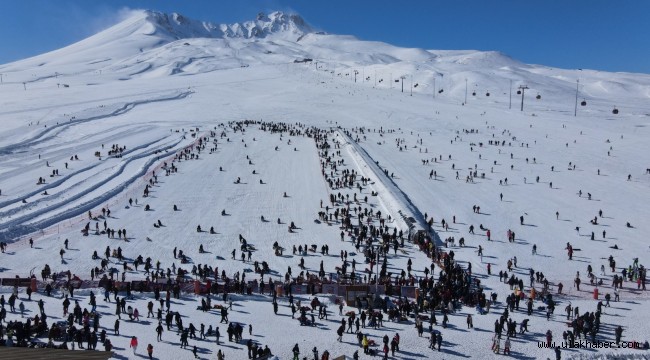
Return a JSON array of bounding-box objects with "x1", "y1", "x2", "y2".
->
[
  {"x1": 0, "y1": 90, "x2": 192, "y2": 155},
  {"x1": 0, "y1": 134, "x2": 188, "y2": 241},
  {"x1": 0, "y1": 133, "x2": 172, "y2": 210},
  {"x1": 0, "y1": 10, "x2": 649, "y2": 360}
]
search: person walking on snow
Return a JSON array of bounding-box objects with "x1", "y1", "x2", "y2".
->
[{"x1": 130, "y1": 336, "x2": 138, "y2": 355}]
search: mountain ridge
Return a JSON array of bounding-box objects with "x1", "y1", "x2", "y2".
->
[
  {"x1": 0, "y1": 9, "x2": 648, "y2": 114},
  {"x1": 141, "y1": 10, "x2": 314, "y2": 41}
]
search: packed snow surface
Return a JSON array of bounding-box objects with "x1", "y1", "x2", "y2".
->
[{"x1": 0, "y1": 9, "x2": 649, "y2": 360}]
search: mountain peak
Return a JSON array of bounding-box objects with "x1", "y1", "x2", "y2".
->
[
  {"x1": 137, "y1": 10, "x2": 313, "y2": 41},
  {"x1": 251, "y1": 11, "x2": 313, "y2": 37}
]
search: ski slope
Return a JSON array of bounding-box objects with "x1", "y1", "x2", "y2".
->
[{"x1": 0, "y1": 9, "x2": 649, "y2": 360}]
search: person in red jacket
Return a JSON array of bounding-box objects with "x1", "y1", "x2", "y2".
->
[{"x1": 130, "y1": 336, "x2": 138, "y2": 354}]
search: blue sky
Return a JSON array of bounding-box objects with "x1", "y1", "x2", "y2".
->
[{"x1": 1, "y1": 0, "x2": 648, "y2": 73}]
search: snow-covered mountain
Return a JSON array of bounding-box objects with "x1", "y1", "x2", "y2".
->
[
  {"x1": 1, "y1": 9, "x2": 648, "y2": 116},
  {"x1": 0, "y1": 10, "x2": 314, "y2": 71},
  {"x1": 1, "y1": 9, "x2": 650, "y2": 360},
  {"x1": 143, "y1": 10, "x2": 314, "y2": 41}
]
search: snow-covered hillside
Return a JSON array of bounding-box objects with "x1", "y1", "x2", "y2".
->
[
  {"x1": 1, "y1": 10, "x2": 649, "y2": 114},
  {"x1": 0, "y1": 9, "x2": 649, "y2": 360}
]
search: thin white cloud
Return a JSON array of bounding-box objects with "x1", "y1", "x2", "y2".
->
[{"x1": 83, "y1": 6, "x2": 143, "y2": 35}]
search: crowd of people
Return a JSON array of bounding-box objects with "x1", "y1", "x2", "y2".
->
[{"x1": 0, "y1": 118, "x2": 647, "y2": 360}]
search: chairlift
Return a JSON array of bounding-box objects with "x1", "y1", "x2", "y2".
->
[
  {"x1": 612, "y1": 108, "x2": 619, "y2": 115},
  {"x1": 414, "y1": 83, "x2": 419, "y2": 88},
  {"x1": 516, "y1": 90, "x2": 521, "y2": 95},
  {"x1": 438, "y1": 89, "x2": 444, "y2": 94},
  {"x1": 394, "y1": 79, "x2": 400, "y2": 83},
  {"x1": 581, "y1": 99, "x2": 587, "y2": 106},
  {"x1": 536, "y1": 94, "x2": 541, "y2": 100}
]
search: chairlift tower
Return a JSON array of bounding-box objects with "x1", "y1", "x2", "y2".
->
[
  {"x1": 518, "y1": 85, "x2": 529, "y2": 111},
  {"x1": 464, "y1": 78, "x2": 468, "y2": 104},
  {"x1": 574, "y1": 80, "x2": 579, "y2": 117},
  {"x1": 509, "y1": 80, "x2": 512, "y2": 109},
  {"x1": 400, "y1": 76, "x2": 406, "y2": 93}
]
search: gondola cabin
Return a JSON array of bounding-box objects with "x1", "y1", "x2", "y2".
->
[
  {"x1": 485, "y1": 92, "x2": 490, "y2": 97},
  {"x1": 581, "y1": 100, "x2": 587, "y2": 106},
  {"x1": 536, "y1": 94, "x2": 541, "y2": 100},
  {"x1": 612, "y1": 108, "x2": 619, "y2": 114}
]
